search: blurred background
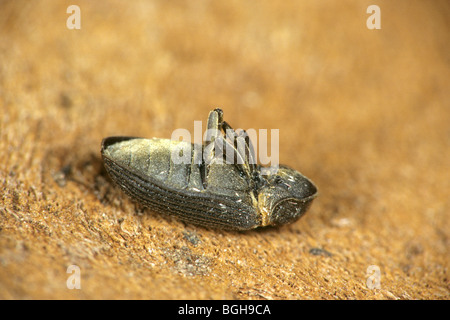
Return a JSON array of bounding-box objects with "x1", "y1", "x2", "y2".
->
[{"x1": 0, "y1": 0, "x2": 448, "y2": 299}]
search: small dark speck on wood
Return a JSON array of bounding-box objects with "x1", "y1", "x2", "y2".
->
[
  {"x1": 59, "y1": 92, "x2": 72, "y2": 109},
  {"x1": 164, "y1": 246, "x2": 210, "y2": 276},
  {"x1": 52, "y1": 164, "x2": 72, "y2": 187},
  {"x1": 309, "y1": 248, "x2": 332, "y2": 257},
  {"x1": 183, "y1": 230, "x2": 200, "y2": 246}
]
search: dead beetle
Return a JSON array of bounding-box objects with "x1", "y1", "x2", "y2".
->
[{"x1": 101, "y1": 109, "x2": 317, "y2": 230}]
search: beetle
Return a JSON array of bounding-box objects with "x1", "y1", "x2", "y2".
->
[{"x1": 101, "y1": 108, "x2": 317, "y2": 230}]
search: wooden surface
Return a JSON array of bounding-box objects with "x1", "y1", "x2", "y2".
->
[{"x1": 0, "y1": 0, "x2": 448, "y2": 299}]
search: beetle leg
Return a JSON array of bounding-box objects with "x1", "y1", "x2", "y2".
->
[
  {"x1": 202, "y1": 108, "x2": 226, "y2": 187},
  {"x1": 204, "y1": 109, "x2": 224, "y2": 163},
  {"x1": 218, "y1": 133, "x2": 249, "y2": 179},
  {"x1": 222, "y1": 121, "x2": 256, "y2": 175},
  {"x1": 221, "y1": 121, "x2": 243, "y2": 166},
  {"x1": 205, "y1": 108, "x2": 222, "y2": 146},
  {"x1": 237, "y1": 129, "x2": 257, "y2": 173},
  {"x1": 204, "y1": 109, "x2": 256, "y2": 183}
]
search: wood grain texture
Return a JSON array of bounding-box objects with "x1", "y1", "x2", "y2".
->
[{"x1": 0, "y1": 0, "x2": 449, "y2": 299}]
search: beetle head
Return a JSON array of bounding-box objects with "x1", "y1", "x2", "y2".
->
[{"x1": 258, "y1": 165, "x2": 317, "y2": 227}]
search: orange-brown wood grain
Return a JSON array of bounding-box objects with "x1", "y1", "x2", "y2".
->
[{"x1": 0, "y1": 0, "x2": 448, "y2": 299}]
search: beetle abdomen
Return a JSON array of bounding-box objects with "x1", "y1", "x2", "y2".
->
[
  {"x1": 103, "y1": 137, "x2": 204, "y2": 190},
  {"x1": 101, "y1": 137, "x2": 260, "y2": 230}
]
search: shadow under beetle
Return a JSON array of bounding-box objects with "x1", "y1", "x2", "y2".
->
[{"x1": 101, "y1": 108, "x2": 317, "y2": 230}]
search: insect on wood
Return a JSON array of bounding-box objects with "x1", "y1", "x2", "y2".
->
[{"x1": 101, "y1": 108, "x2": 317, "y2": 230}]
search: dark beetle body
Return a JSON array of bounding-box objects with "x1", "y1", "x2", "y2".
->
[{"x1": 101, "y1": 109, "x2": 317, "y2": 230}]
